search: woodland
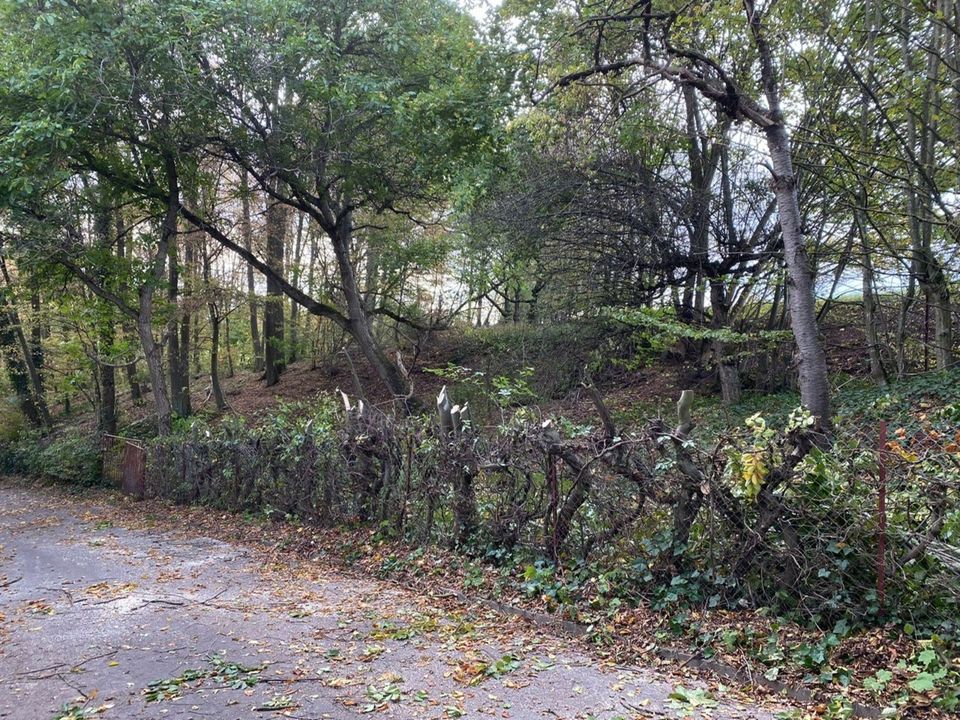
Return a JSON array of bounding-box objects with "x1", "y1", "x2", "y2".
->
[{"x1": 1, "y1": 0, "x2": 960, "y2": 716}]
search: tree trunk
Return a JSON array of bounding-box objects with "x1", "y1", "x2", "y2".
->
[
  {"x1": 683, "y1": 85, "x2": 714, "y2": 319},
  {"x1": 137, "y1": 298, "x2": 171, "y2": 434},
  {"x1": 736, "y1": 1, "x2": 832, "y2": 426},
  {"x1": 710, "y1": 280, "x2": 742, "y2": 405},
  {"x1": 99, "y1": 349, "x2": 117, "y2": 434},
  {"x1": 545, "y1": 444, "x2": 591, "y2": 559},
  {"x1": 167, "y1": 232, "x2": 191, "y2": 417},
  {"x1": 902, "y1": 0, "x2": 954, "y2": 371},
  {"x1": 93, "y1": 202, "x2": 117, "y2": 434},
  {"x1": 201, "y1": 237, "x2": 227, "y2": 410},
  {"x1": 264, "y1": 193, "x2": 287, "y2": 386},
  {"x1": 224, "y1": 315, "x2": 235, "y2": 378},
  {"x1": 124, "y1": 357, "x2": 142, "y2": 403},
  {"x1": 29, "y1": 288, "x2": 44, "y2": 375},
  {"x1": 861, "y1": 233, "x2": 887, "y2": 385},
  {"x1": 115, "y1": 212, "x2": 143, "y2": 402},
  {"x1": 856, "y1": 0, "x2": 887, "y2": 386},
  {"x1": 763, "y1": 126, "x2": 830, "y2": 423},
  {"x1": 191, "y1": 310, "x2": 201, "y2": 378},
  {"x1": 0, "y1": 283, "x2": 45, "y2": 426},
  {"x1": 140, "y1": 162, "x2": 180, "y2": 435},
  {"x1": 0, "y1": 259, "x2": 49, "y2": 427},
  {"x1": 241, "y1": 172, "x2": 263, "y2": 373},
  {"x1": 289, "y1": 211, "x2": 305, "y2": 363},
  {"x1": 925, "y1": 264, "x2": 954, "y2": 369},
  {"x1": 330, "y1": 216, "x2": 413, "y2": 406},
  {"x1": 209, "y1": 309, "x2": 226, "y2": 410}
]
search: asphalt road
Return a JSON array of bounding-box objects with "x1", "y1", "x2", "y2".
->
[{"x1": 0, "y1": 480, "x2": 785, "y2": 720}]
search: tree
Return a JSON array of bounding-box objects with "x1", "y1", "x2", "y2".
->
[
  {"x1": 539, "y1": 0, "x2": 833, "y2": 425},
  {"x1": 0, "y1": 0, "x2": 508, "y2": 413},
  {"x1": 184, "y1": 0, "x2": 508, "y2": 405}
]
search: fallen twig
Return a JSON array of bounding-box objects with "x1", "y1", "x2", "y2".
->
[
  {"x1": 19, "y1": 649, "x2": 119, "y2": 680},
  {"x1": 253, "y1": 702, "x2": 298, "y2": 711}
]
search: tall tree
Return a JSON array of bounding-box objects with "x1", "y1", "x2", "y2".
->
[
  {"x1": 263, "y1": 191, "x2": 287, "y2": 386},
  {"x1": 545, "y1": 0, "x2": 833, "y2": 425}
]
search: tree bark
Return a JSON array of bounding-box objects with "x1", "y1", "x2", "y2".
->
[
  {"x1": 924, "y1": 260, "x2": 954, "y2": 369},
  {"x1": 856, "y1": 0, "x2": 887, "y2": 386},
  {"x1": 860, "y1": 229, "x2": 887, "y2": 385},
  {"x1": 241, "y1": 172, "x2": 263, "y2": 373},
  {"x1": 29, "y1": 288, "x2": 44, "y2": 376},
  {"x1": 210, "y1": 309, "x2": 226, "y2": 410},
  {"x1": 0, "y1": 280, "x2": 45, "y2": 426},
  {"x1": 167, "y1": 227, "x2": 191, "y2": 417},
  {"x1": 99, "y1": 339, "x2": 117, "y2": 434},
  {"x1": 93, "y1": 200, "x2": 117, "y2": 435},
  {"x1": 124, "y1": 356, "x2": 143, "y2": 403},
  {"x1": 710, "y1": 279, "x2": 741, "y2": 405},
  {"x1": 0, "y1": 259, "x2": 49, "y2": 427},
  {"x1": 289, "y1": 211, "x2": 305, "y2": 363},
  {"x1": 682, "y1": 85, "x2": 715, "y2": 318},
  {"x1": 141, "y1": 161, "x2": 180, "y2": 435},
  {"x1": 763, "y1": 125, "x2": 830, "y2": 424},
  {"x1": 224, "y1": 315, "x2": 235, "y2": 378},
  {"x1": 137, "y1": 292, "x2": 171, "y2": 434},
  {"x1": 264, "y1": 191, "x2": 287, "y2": 386},
  {"x1": 330, "y1": 215, "x2": 413, "y2": 406},
  {"x1": 115, "y1": 210, "x2": 143, "y2": 403},
  {"x1": 202, "y1": 241, "x2": 227, "y2": 411},
  {"x1": 745, "y1": 0, "x2": 831, "y2": 425},
  {"x1": 901, "y1": 0, "x2": 954, "y2": 371}
]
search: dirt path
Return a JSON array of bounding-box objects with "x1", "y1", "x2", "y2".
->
[{"x1": 0, "y1": 481, "x2": 789, "y2": 720}]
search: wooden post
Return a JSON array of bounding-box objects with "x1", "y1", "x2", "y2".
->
[{"x1": 877, "y1": 419, "x2": 888, "y2": 608}]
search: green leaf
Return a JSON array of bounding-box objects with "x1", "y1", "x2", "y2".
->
[
  {"x1": 908, "y1": 672, "x2": 937, "y2": 693},
  {"x1": 917, "y1": 649, "x2": 937, "y2": 668}
]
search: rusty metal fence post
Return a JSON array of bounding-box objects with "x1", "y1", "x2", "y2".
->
[
  {"x1": 876, "y1": 419, "x2": 887, "y2": 608},
  {"x1": 101, "y1": 434, "x2": 147, "y2": 499}
]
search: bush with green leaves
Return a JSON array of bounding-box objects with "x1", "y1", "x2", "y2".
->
[
  {"x1": 447, "y1": 320, "x2": 637, "y2": 400},
  {"x1": 0, "y1": 395, "x2": 26, "y2": 443},
  {"x1": 146, "y1": 399, "x2": 345, "y2": 521},
  {"x1": 34, "y1": 429, "x2": 102, "y2": 485},
  {"x1": 1, "y1": 426, "x2": 101, "y2": 485},
  {"x1": 0, "y1": 429, "x2": 38, "y2": 475}
]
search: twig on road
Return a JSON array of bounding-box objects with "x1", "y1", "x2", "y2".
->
[{"x1": 18, "y1": 649, "x2": 119, "y2": 680}]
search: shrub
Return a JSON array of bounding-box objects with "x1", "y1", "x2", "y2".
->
[
  {"x1": 449, "y1": 319, "x2": 635, "y2": 399},
  {"x1": 0, "y1": 396, "x2": 26, "y2": 443},
  {"x1": 35, "y1": 430, "x2": 102, "y2": 486},
  {"x1": 146, "y1": 398, "x2": 345, "y2": 520},
  {"x1": 0, "y1": 433, "x2": 37, "y2": 474}
]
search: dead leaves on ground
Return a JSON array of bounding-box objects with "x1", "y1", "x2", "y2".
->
[{"x1": 84, "y1": 581, "x2": 137, "y2": 600}]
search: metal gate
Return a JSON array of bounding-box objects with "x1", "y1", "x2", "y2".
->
[{"x1": 101, "y1": 434, "x2": 147, "y2": 498}]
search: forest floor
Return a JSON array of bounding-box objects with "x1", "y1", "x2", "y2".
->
[
  {"x1": 92, "y1": 302, "x2": 882, "y2": 437},
  {"x1": 0, "y1": 480, "x2": 793, "y2": 720}
]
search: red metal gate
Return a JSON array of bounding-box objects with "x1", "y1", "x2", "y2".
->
[{"x1": 101, "y1": 434, "x2": 147, "y2": 498}]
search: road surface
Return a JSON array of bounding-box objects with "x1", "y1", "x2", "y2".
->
[{"x1": 0, "y1": 480, "x2": 786, "y2": 720}]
